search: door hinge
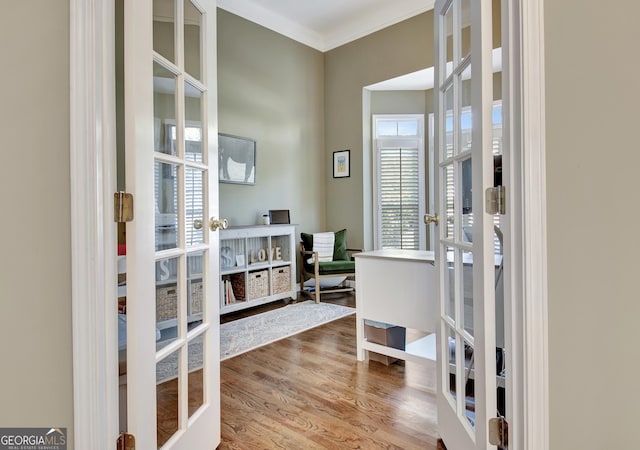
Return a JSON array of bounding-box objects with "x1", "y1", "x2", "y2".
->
[
  {"x1": 114, "y1": 192, "x2": 134, "y2": 223},
  {"x1": 488, "y1": 417, "x2": 509, "y2": 448},
  {"x1": 116, "y1": 432, "x2": 135, "y2": 450},
  {"x1": 485, "y1": 185, "x2": 506, "y2": 215}
]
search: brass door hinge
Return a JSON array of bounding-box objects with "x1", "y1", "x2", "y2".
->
[
  {"x1": 116, "y1": 432, "x2": 135, "y2": 450},
  {"x1": 488, "y1": 417, "x2": 508, "y2": 448},
  {"x1": 114, "y1": 192, "x2": 134, "y2": 223},
  {"x1": 485, "y1": 185, "x2": 506, "y2": 215}
]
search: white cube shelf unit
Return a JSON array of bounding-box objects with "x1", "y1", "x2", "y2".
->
[{"x1": 219, "y1": 224, "x2": 296, "y2": 314}]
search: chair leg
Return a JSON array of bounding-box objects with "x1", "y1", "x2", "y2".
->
[
  {"x1": 313, "y1": 279, "x2": 320, "y2": 303},
  {"x1": 314, "y1": 264, "x2": 321, "y2": 304}
]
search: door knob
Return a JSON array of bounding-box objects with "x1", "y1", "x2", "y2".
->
[
  {"x1": 210, "y1": 218, "x2": 229, "y2": 231},
  {"x1": 424, "y1": 214, "x2": 439, "y2": 225},
  {"x1": 194, "y1": 219, "x2": 203, "y2": 230}
]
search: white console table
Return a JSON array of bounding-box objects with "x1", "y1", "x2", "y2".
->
[{"x1": 355, "y1": 249, "x2": 437, "y2": 365}]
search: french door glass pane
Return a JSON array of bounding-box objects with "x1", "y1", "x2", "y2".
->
[
  {"x1": 153, "y1": 62, "x2": 177, "y2": 156},
  {"x1": 156, "y1": 348, "x2": 180, "y2": 449},
  {"x1": 446, "y1": 324, "x2": 457, "y2": 401},
  {"x1": 445, "y1": 246, "x2": 456, "y2": 321},
  {"x1": 462, "y1": 338, "x2": 475, "y2": 428},
  {"x1": 187, "y1": 252, "x2": 204, "y2": 318},
  {"x1": 462, "y1": 250, "x2": 474, "y2": 336},
  {"x1": 155, "y1": 161, "x2": 178, "y2": 251},
  {"x1": 461, "y1": 157, "x2": 472, "y2": 243},
  {"x1": 184, "y1": 82, "x2": 203, "y2": 162},
  {"x1": 153, "y1": 0, "x2": 176, "y2": 63},
  {"x1": 460, "y1": 64, "x2": 472, "y2": 154},
  {"x1": 185, "y1": 167, "x2": 204, "y2": 246},
  {"x1": 444, "y1": 4, "x2": 453, "y2": 78},
  {"x1": 444, "y1": 164, "x2": 454, "y2": 239},
  {"x1": 444, "y1": 84, "x2": 454, "y2": 159},
  {"x1": 188, "y1": 333, "x2": 205, "y2": 417},
  {"x1": 156, "y1": 256, "x2": 180, "y2": 350},
  {"x1": 184, "y1": 0, "x2": 203, "y2": 81},
  {"x1": 460, "y1": 0, "x2": 471, "y2": 60}
]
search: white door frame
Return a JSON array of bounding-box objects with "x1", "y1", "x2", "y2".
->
[
  {"x1": 70, "y1": 0, "x2": 120, "y2": 448},
  {"x1": 514, "y1": 0, "x2": 549, "y2": 448},
  {"x1": 69, "y1": 1, "x2": 549, "y2": 449}
]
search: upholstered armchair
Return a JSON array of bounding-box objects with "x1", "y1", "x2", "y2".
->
[{"x1": 299, "y1": 229, "x2": 362, "y2": 303}]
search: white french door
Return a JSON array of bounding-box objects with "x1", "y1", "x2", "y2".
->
[
  {"x1": 434, "y1": 0, "x2": 498, "y2": 449},
  {"x1": 123, "y1": 0, "x2": 220, "y2": 448}
]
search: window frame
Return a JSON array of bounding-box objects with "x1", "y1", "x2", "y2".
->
[{"x1": 372, "y1": 114, "x2": 426, "y2": 250}]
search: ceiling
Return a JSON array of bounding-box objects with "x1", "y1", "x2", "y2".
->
[{"x1": 217, "y1": 0, "x2": 435, "y2": 52}]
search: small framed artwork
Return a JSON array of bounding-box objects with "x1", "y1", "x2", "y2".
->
[
  {"x1": 219, "y1": 133, "x2": 256, "y2": 185},
  {"x1": 235, "y1": 255, "x2": 245, "y2": 267},
  {"x1": 333, "y1": 149, "x2": 350, "y2": 178}
]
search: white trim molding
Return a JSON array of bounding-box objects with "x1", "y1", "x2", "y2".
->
[
  {"x1": 520, "y1": 0, "x2": 549, "y2": 449},
  {"x1": 70, "y1": 0, "x2": 119, "y2": 448},
  {"x1": 216, "y1": 0, "x2": 434, "y2": 52}
]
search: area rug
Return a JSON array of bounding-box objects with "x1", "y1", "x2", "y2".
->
[
  {"x1": 220, "y1": 300, "x2": 355, "y2": 361},
  {"x1": 157, "y1": 300, "x2": 354, "y2": 382}
]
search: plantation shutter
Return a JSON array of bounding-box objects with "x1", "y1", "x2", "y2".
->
[{"x1": 379, "y1": 146, "x2": 421, "y2": 250}]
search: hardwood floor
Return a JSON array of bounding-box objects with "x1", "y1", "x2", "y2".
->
[
  {"x1": 219, "y1": 293, "x2": 439, "y2": 449},
  {"x1": 156, "y1": 292, "x2": 439, "y2": 448}
]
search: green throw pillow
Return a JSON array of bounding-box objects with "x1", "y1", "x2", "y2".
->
[
  {"x1": 332, "y1": 229, "x2": 348, "y2": 261},
  {"x1": 300, "y1": 229, "x2": 349, "y2": 261},
  {"x1": 301, "y1": 232, "x2": 313, "y2": 252}
]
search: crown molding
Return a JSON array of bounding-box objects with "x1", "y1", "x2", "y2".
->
[{"x1": 217, "y1": 0, "x2": 435, "y2": 52}]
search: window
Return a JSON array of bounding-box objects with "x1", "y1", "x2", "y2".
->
[{"x1": 373, "y1": 115, "x2": 426, "y2": 250}]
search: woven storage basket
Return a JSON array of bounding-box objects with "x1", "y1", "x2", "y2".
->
[
  {"x1": 272, "y1": 266, "x2": 291, "y2": 295},
  {"x1": 248, "y1": 270, "x2": 269, "y2": 300},
  {"x1": 156, "y1": 285, "x2": 178, "y2": 321}
]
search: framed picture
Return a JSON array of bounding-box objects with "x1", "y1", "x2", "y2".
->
[
  {"x1": 333, "y1": 149, "x2": 350, "y2": 178},
  {"x1": 219, "y1": 133, "x2": 256, "y2": 185}
]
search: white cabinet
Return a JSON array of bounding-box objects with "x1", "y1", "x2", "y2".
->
[
  {"x1": 355, "y1": 249, "x2": 438, "y2": 365},
  {"x1": 219, "y1": 224, "x2": 296, "y2": 314}
]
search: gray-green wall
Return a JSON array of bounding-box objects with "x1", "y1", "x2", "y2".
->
[
  {"x1": 370, "y1": 90, "x2": 429, "y2": 115},
  {"x1": 217, "y1": 10, "x2": 325, "y2": 233},
  {"x1": 545, "y1": 0, "x2": 640, "y2": 448},
  {"x1": 0, "y1": 1, "x2": 74, "y2": 448},
  {"x1": 324, "y1": 12, "x2": 434, "y2": 249},
  {"x1": 369, "y1": 90, "x2": 432, "y2": 249}
]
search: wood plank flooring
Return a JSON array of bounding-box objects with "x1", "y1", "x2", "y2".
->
[{"x1": 218, "y1": 293, "x2": 439, "y2": 449}]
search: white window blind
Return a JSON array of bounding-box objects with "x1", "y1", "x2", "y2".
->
[{"x1": 379, "y1": 146, "x2": 421, "y2": 249}]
